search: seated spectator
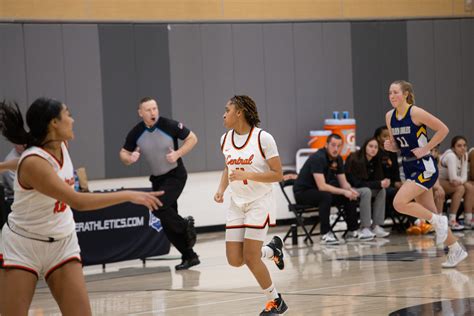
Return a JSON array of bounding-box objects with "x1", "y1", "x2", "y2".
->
[
  {"x1": 293, "y1": 134, "x2": 360, "y2": 245},
  {"x1": 374, "y1": 126, "x2": 402, "y2": 217},
  {"x1": 345, "y1": 137, "x2": 390, "y2": 239},
  {"x1": 439, "y1": 135, "x2": 474, "y2": 230},
  {"x1": 469, "y1": 147, "x2": 474, "y2": 181}
]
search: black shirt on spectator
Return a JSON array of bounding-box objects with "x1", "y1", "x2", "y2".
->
[{"x1": 293, "y1": 148, "x2": 343, "y2": 193}]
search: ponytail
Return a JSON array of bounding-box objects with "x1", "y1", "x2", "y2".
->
[
  {"x1": 0, "y1": 97, "x2": 63, "y2": 148},
  {"x1": 0, "y1": 101, "x2": 29, "y2": 146}
]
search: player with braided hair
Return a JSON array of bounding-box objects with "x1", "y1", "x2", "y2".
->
[{"x1": 214, "y1": 95, "x2": 288, "y2": 315}]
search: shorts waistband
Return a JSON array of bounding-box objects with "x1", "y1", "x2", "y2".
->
[
  {"x1": 6, "y1": 221, "x2": 67, "y2": 243},
  {"x1": 402, "y1": 156, "x2": 419, "y2": 162}
]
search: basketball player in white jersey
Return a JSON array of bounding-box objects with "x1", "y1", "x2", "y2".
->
[
  {"x1": 214, "y1": 95, "x2": 288, "y2": 315},
  {"x1": 0, "y1": 98, "x2": 163, "y2": 316}
]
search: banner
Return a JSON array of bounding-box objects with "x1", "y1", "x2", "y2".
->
[{"x1": 73, "y1": 202, "x2": 170, "y2": 266}]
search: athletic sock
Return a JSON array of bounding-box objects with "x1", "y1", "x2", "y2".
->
[
  {"x1": 262, "y1": 283, "x2": 279, "y2": 301},
  {"x1": 449, "y1": 213, "x2": 457, "y2": 222}
]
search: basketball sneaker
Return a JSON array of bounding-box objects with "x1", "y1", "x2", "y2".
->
[
  {"x1": 431, "y1": 214, "x2": 449, "y2": 245},
  {"x1": 259, "y1": 294, "x2": 288, "y2": 315},
  {"x1": 420, "y1": 221, "x2": 433, "y2": 234},
  {"x1": 406, "y1": 224, "x2": 422, "y2": 235},
  {"x1": 442, "y1": 243, "x2": 468, "y2": 268},
  {"x1": 266, "y1": 236, "x2": 285, "y2": 270}
]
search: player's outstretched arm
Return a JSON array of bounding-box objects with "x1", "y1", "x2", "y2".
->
[{"x1": 20, "y1": 156, "x2": 163, "y2": 211}]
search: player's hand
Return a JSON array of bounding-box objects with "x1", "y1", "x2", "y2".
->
[
  {"x1": 411, "y1": 147, "x2": 429, "y2": 159},
  {"x1": 384, "y1": 139, "x2": 398, "y2": 152},
  {"x1": 214, "y1": 191, "x2": 224, "y2": 203},
  {"x1": 166, "y1": 147, "x2": 180, "y2": 163},
  {"x1": 229, "y1": 169, "x2": 247, "y2": 182},
  {"x1": 129, "y1": 190, "x2": 164, "y2": 211},
  {"x1": 130, "y1": 147, "x2": 140, "y2": 163}
]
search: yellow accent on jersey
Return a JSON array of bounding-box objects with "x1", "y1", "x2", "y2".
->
[
  {"x1": 418, "y1": 173, "x2": 430, "y2": 183},
  {"x1": 416, "y1": 126, "x2": 427, "y2": 138},
  {"x1": 396, "y1": 105, "x2": 411, "y2": 120}
]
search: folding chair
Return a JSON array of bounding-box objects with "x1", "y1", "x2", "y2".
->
[
  {"x1": 279, "y1": 175, "x2": 319, "y2": 244},
  {"x1": 328, "y1": 203, "x2": 348, "y2": 239}
]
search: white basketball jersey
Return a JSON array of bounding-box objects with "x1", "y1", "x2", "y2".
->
[
  {"x1": 9, "y1": 142, "x2": 76, "y2": 239},
  {"x1": 221, "y1": 127, "x2": 278, "y2": 205}
]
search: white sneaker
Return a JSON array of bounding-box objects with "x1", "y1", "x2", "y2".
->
[
  {"x1": 372, "y1": 225, "x2": 390, "y2": 238},
  {"x1": 345, "y1": 230, "x2": 359, "y2": 242},
  {"x1": 463, "y1": 219, "x2": 474, "y2": 229},
  {"x1": 358, "y1": 228, "x2": 375, "y2": 241},
  {"x1": 442, "y1": 243, "x2": 468, "y2": 268},
  {"x1": 321, "y1": 232, "x2": 340, "y2": 245},
  {"x1": 432, "y1": 214, "x2": 448, "y2": 245},
  {"x1": 449, "y1": 220, "x2": 464, "y2": 231}
]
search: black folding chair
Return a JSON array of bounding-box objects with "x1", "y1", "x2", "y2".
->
[{"x1": 279, "y1": 176, "x2": 319, "y2": 244}]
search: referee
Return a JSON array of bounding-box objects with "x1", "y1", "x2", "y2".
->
[{"x1": 120, "y1": 97, "x2": 199, "y2": 270}]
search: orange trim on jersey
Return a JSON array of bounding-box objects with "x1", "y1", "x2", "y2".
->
[
  {"x1": 231, "y1": 126, "x2": 255, "y2": 150},
  {"x1": 226, "y1": 214, "x2": 274, "y2": 229},
  {"x1": 221, "y1": 131, "x2": 229, "y2": 152},
  {"x1": 45, "y1": 256, "x2": 82, "y2": 280},
  {"x1": 37, "y1": 145, "x2": 64, "y2": 169},
  {"x1": 257, "y1": 130, "x2": 266, "y2": 159},
  {"x1": 2, "y1": 264, "x2": 39, "y2": 278}
]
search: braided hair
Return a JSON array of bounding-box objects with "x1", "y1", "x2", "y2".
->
[{"x1": 229, "y1": 95, "x2": 261, "y2": 127}]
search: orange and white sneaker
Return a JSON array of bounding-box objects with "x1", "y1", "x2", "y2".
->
[
  {"x1": 406, "y1": 224, "x2": 422, "y2": 235},
  {"x1": 259, "y1": 294, "x2": 288, "y2": 315},
  {"x1": 420, "y1": 221, "x2": 433, "y2": 234}
]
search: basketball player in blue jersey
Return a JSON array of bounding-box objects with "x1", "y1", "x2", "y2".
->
[{"x1": 384, "y1": 80, "x2": 467, "y2": 268}]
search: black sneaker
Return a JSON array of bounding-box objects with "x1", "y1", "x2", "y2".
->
[
  {"x1": 266, "y1": 236, "x2": 284, "y2": 270},
  {"x1": 184, "y1": 216, "x2": 197, "y2": 249},
  {"x1": 175, "y1": 255, "x2": 200, "y2": 270},
  {"x1": 259, "y1": 294, "x2": 288, "y2": 315}
]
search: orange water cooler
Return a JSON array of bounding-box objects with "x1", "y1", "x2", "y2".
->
[
  {"x1": 323, "y1": 118, "x2": 356, "y2": 160},
  {"x1": 308, "y1": 130, "x2": 331, "y2": 149}
]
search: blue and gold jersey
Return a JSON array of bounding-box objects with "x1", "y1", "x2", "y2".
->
[
  {"x1": 390, "y1": 105, "x2": 428, "y2": 158},
  {"x1": 390, "y1": 105, "x2": 438, "y2": 190}
]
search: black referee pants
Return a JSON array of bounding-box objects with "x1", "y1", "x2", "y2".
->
[{"x1": 150, "y1": 165, "x2": 197, "y2": 260}]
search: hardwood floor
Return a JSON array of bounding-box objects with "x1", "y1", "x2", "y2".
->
[{"x1": 4, "y1": 227, "x2": 474, "y2": 315}]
